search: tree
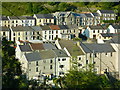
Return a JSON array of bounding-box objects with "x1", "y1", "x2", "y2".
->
[{"x1": 2, "y1": 38, "x2": 28, "y2": 88}]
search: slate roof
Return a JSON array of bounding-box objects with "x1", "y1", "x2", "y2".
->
[
  {"x1": 30, "y1": 26, "x2": 42, "y2": 31},
  {"x1": 99, "y1": 10, "x2": 114, "y2": 13},
  {"x1": 43, "y1": 43, "x2": 57, "y2": 50},
  {"x1": 19, "y1": 45, "x2": 32, "y2": 52},
  {"x1": 59, "y1": 25, "x2": 68, "y2": 29},
  {"x1": 0, "y1": 27, "x2": 10, "y2": 31},
  {"x1": 53, "y1": 49, "x2": 68, "y2": 57},
  {"x1": 101, "y1": 33, "x2": 118, "y2": 37},
  {"x1": 80, "y1": 43, "x2": 115, "y2": 53},
  {"x1": 59, "y1": 40, "x2": 84, "y2": 56},
  {"x1": 25, "y1": 52, "x2": 41, "y2": 61},
  {"x1": 111, "y1": 25, "x2": 120, "y2": 29},
  {"x1": 89, "y1": 25, "x2": 107, "y2": 30},
  {"x1": 39, "y1": 50, "x2": 56, "y2": 59},
  {"x1": 11, "y1": 26, "x2": 33, "y2": 31},
  {"x1": 107, "y1": 35, "x2": 120, "y2": 44},
  {"x1": 85, "y1": 13, "x2": 93, "y2": 17},
  {"x1": 1, "y1": 16, "x2": 9, "y2": 20},
  {"x1": 30, "y1": 43, "x2": 45, "y2": 50},
  {"x1": 35, "y1": 14, "x2": 54, "y2": 19},
  {"x1": 40, "y1": 25, "x2": 51, "y2": 30},
  {"x1": 9, "y1": 16, "x2": 35, "y2": 20},
  {"x1": 92, "y1": 13, "x2": 100, "y2": 16}
]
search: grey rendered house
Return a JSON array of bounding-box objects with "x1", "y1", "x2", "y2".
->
[{"x1": 80, "y1": 43, "x2": 117, "y2": 75}]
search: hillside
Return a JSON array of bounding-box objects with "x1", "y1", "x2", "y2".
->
[{"x1": 2, "y1": 2, "x2": 120, "y2": 16}]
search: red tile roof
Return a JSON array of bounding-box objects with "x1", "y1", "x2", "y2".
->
[
  {"x1": 30, "y1": 43, "x2": 45, "y2": 50},
  {"x1": 49, "y1": 25, "x2": 60, "y2": 30}
]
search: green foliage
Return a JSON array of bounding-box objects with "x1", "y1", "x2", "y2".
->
[
  {"x1": 2, "y1": 2, "x2": 119, "y2": 16},
  {"x1": 2, "y1": 38, "x2": 28, "y2": 88}
]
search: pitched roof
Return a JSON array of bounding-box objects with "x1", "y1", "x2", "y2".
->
[
  {"x1": 39, "y1": 50, "x2": 56, "y2": 59},
  {"x1": 89, "y1": 25, "x2": 107, "y2": 30},
  {"x1": 11, "y1": 26, "x2": 33, "y2": 31},
  {"x1": 1, "y1": 16, "x2": 9, "y2": 20},
  {"x1": 80, "y1": 43, "x2": 115, "y2": 53},
  {"x1": 35, "y1": 14, "x2": 54, "y2": 18},
  {"x1": 43, "y1": 43, "x2": 57, "y2": 50},
  {"x1": 92, "y1": 13, "x2": 100, "y2": 16},
  {"x1": 85, "y1": 13, "x2": 93, "y2": 17},
  {"x1": 111, "y1": 25, "x2": 120, "y2": 29},
  {"x1": 59, "y1": 25, "x2": 68, "y2": 29},
  {"x1": 49, "y1": 25, "x2": 60, "y2": 30},
  {"x1": 59, "y1": 40, "x2": 84, "y2": 56},
  {"x1": 25, "y1": 52, "x2": 41, "y2": 61},
  {"x1": 9, "y1": 16, "x2": 35, "y2": 20},
  {"x1": 53, "y1": 49, "x2": 68, "y2": 57},
  {"x1": 40, "y1": 25, "x2": 51, "y2": 30},
  {"x1": 99, "y1": 10, "x2": 114, "y2": 13},
  {"x1": 101, "y1": 33, "x2": 118, "y2": 37},
  {"x1": 1, "y1": 27, "x2": 10, "y2": 31},
  {"x1": 19, "y1": 45, "x2": 32, "y2": 52},
  {"x1": 107, "y1": 35, "x2": 120, "y2": 44},
  {"x1": 30, "y1": 43, "x2": 45, "y2": 50}
]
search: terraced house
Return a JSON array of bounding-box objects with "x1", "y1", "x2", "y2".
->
[
  {"x1": 33, "y1": 14, "x2": 55, "y2": 26},
  {"x1": 15, "y1": 41, "x2": 70, "y2": 80},
  {"x1": 8, "y1": 16, "x2": 36, "y2": 27}
]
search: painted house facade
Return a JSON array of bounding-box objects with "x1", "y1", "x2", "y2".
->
[
  {"x1": 33, "y1": 14, "x2": 54, "y2": 26},
  {"x1": 8, "y1": 16, "x2": 35, "y2": 27},
  {"x1": 80, "y1": 43, "x2": 117, "y2": 75},
  {"x1": 82, "y1": 25, "x2": 108, "y2": 39}
]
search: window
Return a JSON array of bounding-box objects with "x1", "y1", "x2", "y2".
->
[
  {"x1": 44, "y1": 66, "x2": 45, "y2": 69},
  {"x1": 49, "y1": 19, "x2": 51, "y2": 22},
  {"x1": 43, "y1": 60, "x2": 46, "y2": 63},
  {"x1": 36, "y1": 67, "x2": 38, "y2": 72},
  {"x1": 79, "y1": 57, "x2": 81, "y2": 60},
  {"x1": 16, "y1": 21, "x2": 18, "y2": 23},
  {"x1": 18, "y1": 37, "x2": 20, "y2": 40},
  {"x1": 3, "y1": 32, "x2": 5, "y2": 35},
  {"x1": 62, "y1": 58, "x2": 66, "y2": 61},
  {"x1": 90, "y1": 53, "x2": 91, "y2": 58},
  {"x1": 56, "y1": 31, "x2": 58, "y2": 34},
  {"x1": 45, "y1": 31, "x2": 47, "y2": 34},
  {"x1": 26, "y1": 37, "x2": 28, "y2": 40},
  {"x1": 111, "y1": 52, "x2": 112, "y2": 57},
  {"x1": 94, "y1": 53, "x2": 97, "y2": 58},
  {"x1": 86, "y1": 60, "x2": 88, "y2": 64},
  {"x1": 58, "y1": 59, "x2": 60, "y2": 61},
  {"x1": 50, "y1": 60, "x2": 52, "y2": 63},
  {"x1": 13, "y1": 33, "x2": 15, "y2": 36},
  {"x1": 59, "y1": 65, "x2": 64, "y2": 68},
  {"x1": 18, "y1": 32, "x2": 20, "y2": 35},
  {"x1": 105, "y1": 53, "x2": 107, "y2": 55},
  {"x1": 36, "y1": 61, "x2": 38, "y2": 66},
  {"x1": 29, "y1": 69, "x2": 31, "y2": 71},
  {"x1": 39, "y1": 19, "x2": 41, "y2": 22},
  {"x1": 78, "y1": 63, "x2": 82, "y2": 66},
  {"x1": 50, "y1": 65, "x2": 52, "y2": 69},
  {"x1": 26, "y1": 32, "x2": 27, "y2": 35},
  {"x1": 93, "y1": 30, "x2": 95, "y2": 33},
  {"x1": 12, "y1": 21, "x2": 14, "y2": 23},
  {"x1": 59, "y1": 72, "x2": 64, "y2": 75},
  {"x1": 98, "y1": 30, "x2": 99, "y2": 33}
]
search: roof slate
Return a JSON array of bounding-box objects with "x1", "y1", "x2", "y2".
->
[
  {"x1": 25, "y1": 52, "x2": 41, "y2": 61},
  {"x1": 59, "y1": 40, "x2": 84, "y2": 57},
  {"x1": 35, "y1": 14, "x2": 54, "y2": 18},
  {"x1": 99, "y1": 10, "x2": 114, "y2": 13},
  {"x1": 19, "y1": 45, "x2": 32, "y2": 52},
  {"x1": 80, "y1": 43, "x2": 115, "y2": 53},
  {"x1": 89, "y1": 25, "x2": 107, "y2": 30}
]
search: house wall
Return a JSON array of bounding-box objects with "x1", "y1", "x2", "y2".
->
[{"x1": 85, "y1": 52, "x2": 117, "y2": 74}]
